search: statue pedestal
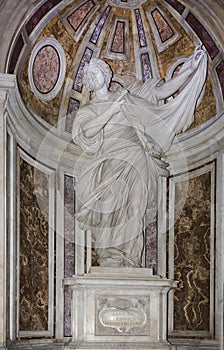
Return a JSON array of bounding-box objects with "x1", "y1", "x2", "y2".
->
[{"x1": 64, "y1": 268, "x2": 177, "y2": 350}]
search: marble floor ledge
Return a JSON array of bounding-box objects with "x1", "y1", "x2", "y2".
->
[
  {"x1": 64, "y1": 341, "x2": 176, "y2": 350},
  {"x1": 168, "y1": 338, "x2": 220, "y2": 350},
  {"x1": 6, "y1": 340, "x2": 65, "y2": 350},
  {"x1": 5, "y1": 342, "x2": 177, "y2": 350}
]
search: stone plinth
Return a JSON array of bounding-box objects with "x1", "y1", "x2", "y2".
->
[{"x1": 64, "y1": 268, "x2": 177, "y2": 350}]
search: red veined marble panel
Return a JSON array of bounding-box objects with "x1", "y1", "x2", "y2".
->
[
  {"x1": 186, "y1": 12, "x2": 219, "y2": 60},
  {"x1": 65, "y1": 98, "x2": 80, "y2": 133},
  {"x1": 8, "y1": 34, "x2": 24, "y2": 74},
  {"x1": 141, "y1": 52, "x2": 152, "y2": 82},
  {"x1": 134, "y1": 8, "x2": 147, "y2": 47},
  {"x1": 164, "y1": 0, "x2": 185, "y2": 14},
  {"x1": 111, "y1": 21, "x2": 125, "y2": 54},
  {"x1": 90, "y1": 6, "x2": 112, "y2": 44},
  {"x1": 64, "y1": 175, "x2": 75, "y2": 337},
  {"x1": 73, "y1": 47, "x2": 93, "y2": 92},
  {"x1": 67, "y1": 0, "x2": 95, "y2": 31},
  {"x1": 151, "y1": 8, "x2": 174, "y2": 43},
  {"x1": 26, "y1": 0, "x2": 62, "y2": 35},
  {"x1": 32, "y1": 45, "x2": 60, "y2": 94}
]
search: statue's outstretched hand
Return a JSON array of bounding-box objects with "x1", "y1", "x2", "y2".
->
[{"x1": 191, "y1": 46, "x2": 206, "y2": 70}]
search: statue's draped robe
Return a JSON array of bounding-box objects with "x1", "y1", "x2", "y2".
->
[{"x1": 72, "y1": 49, "x2": 207, "y2": 267}]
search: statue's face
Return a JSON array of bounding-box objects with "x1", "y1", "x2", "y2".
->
[{"x1": 87, "y1": 65, "x2": 105, "y2": 91}]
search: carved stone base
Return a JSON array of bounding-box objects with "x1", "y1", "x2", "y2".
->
[
  {"x1": 65, "y1": 342, "x2": 177, "y2": 350},
  {"x1": 64, "y1": 268, "x2": 177, "y2": 350}
]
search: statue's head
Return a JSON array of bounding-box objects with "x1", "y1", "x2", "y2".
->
[{"x1": 83, "y1": 58, "x2": 112, "y2": 91}]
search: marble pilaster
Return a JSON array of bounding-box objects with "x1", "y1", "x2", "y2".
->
[{"x1": 0, "y1": 74, "x2": 16, "y2": 349}]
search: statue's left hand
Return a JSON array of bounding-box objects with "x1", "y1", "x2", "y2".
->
[{"x1": 191, "y1": 46, "x2": 206, "y2": 70}]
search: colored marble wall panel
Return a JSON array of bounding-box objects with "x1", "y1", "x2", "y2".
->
[
  {"x1": 90, "y1": 6, "x2": 112, "y2": 44},
  {"x1": 67, "y1": 0, "x2": 95, "y2": 32},
  {"x1": 151, "y1": 9, "x2": 174, "y2": 43},
  {"x1": 164, "y1": 0, "x2": 185, "y2": 14},
  {"x1": 186, "y1": 13, "x2": 219, "y2": 60},
  {"x1": 26, "y1": 0, "x2": 62, "y2": 35},
  {"x1": 216, "y1": 60, "x2": 224, "y2": 101},
  {"x1": 64, "y1": 290, "x2": 72, "y2": 337},
  {"x1": 141, "y1": 52, "x2": 152, "y2": 81},
  {"x1": 73, "y1": 47, "x2": 93, "y2": 92},
  {"x1": 19, "y1": 158, "x2": 49, "y2": 332},
  {"x1": 145, "y1": 206, "x2": 157, "y2": 272},
  {"x1": 64, "y1": 175, "x2": 75, "y2": 278},
  {"x1": 33, "y1": 45, "x2": 60, "y2": 94},
  {"x1": 111, "y1": 21, "x2": 125, "y2": 53},
  {"x1": 173, "y1": 173, "x2": 211, "y2": 332},
  {"x1": 64, "y1": 175, "x2": 75, "y2": 337},
  {"x1": 65, "y1": 98, "x2": 80, "y2": 133},
  {"x1": 20, "y1": 16, "x2": 78, "y2": 127},
  {"x1": 8, "y1": 34, "x2": 24, "y2": 74},
  {"x1": 134, "y1": 9, "x2": 147, "y2": 47}
]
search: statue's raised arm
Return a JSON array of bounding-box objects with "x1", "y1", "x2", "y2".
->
[{"x1": 124, "y1": 46, "x2": 208, "y2": 152}]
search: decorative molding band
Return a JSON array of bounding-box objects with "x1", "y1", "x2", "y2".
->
[
  {"x1": 7, "y1": 340, "x2": 64, "y2": 349},
  {"x1": 108, "y1": 0, "x2": 147, "y2": 8},
  {"x1": 146, "y1": 6, "x2": 181, "y2": 53}
]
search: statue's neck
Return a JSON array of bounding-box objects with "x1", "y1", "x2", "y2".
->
[{"x1": 92, "y1": 85, "x2": 110, "y2": 102}]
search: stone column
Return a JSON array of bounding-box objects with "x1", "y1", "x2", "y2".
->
[{"x1": 0, "y1": 74, "x2": 15, "y2": 349}]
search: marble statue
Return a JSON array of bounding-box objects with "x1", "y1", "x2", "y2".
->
[{"x1": 72, "y1": 47, "x2": 207, "y2": 268}]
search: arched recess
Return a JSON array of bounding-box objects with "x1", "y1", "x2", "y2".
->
[{"x1": 0, "y1": 1, "x2": 224, "y2": 349}]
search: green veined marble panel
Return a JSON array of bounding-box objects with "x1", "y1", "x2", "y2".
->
[{"x1": 19, "y1": 157, "x2": 49, "y2": 332}]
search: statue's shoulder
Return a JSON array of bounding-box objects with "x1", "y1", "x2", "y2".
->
[{"x1": 127, "y1": 78, "x2": 163, "y2": 95}]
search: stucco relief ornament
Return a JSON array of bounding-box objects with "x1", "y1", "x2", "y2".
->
[{"x1": 72, "y1": 46, "x2": 208, "y2": 268}]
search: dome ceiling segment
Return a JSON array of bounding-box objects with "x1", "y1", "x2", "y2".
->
[{"x1": 10, "y1": 0, "x2": 223, "y2": 136}]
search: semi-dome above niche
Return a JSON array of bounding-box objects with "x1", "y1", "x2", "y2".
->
[{"x1": 9, "y1": 0, "x2": 224, "y2": 137}]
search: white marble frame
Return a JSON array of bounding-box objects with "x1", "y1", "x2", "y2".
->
[
  {"x1": 108, "y1": 0, "x2": 148, "y2": 8},
  {"x1": 7, "y1": 126, "x2": 17, "y2": 343},
  {"x1": 131, "y1": 6, "x2": 160, "y2": 82},
  {"x1": 23, "y1": 0, "x2": 73, "y2": 43},
  {"x1": 16, "y1": 149, "x2": 55, "y2": 338},
  {"x1": 104, "y1": 17, "x2": 130, "y2": 61},
  {"x1": 28, "y1": 38, "x2": 66, "y2": 101},
  {"x1": 0, "y1": 89, "x2": 8, "y2": 350},
  {"x1": 0, "y1": 74, "x2": 16, "y2": 349},
  {"x1": 168, "y1": 162, "x2": 216, "y2": 338},
  {"x1": 61, "y1": 0, "x2": 100, "y2": 43},
  {"x1": 146, "y1": 5, "x2": 181, "y2": 53}
]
